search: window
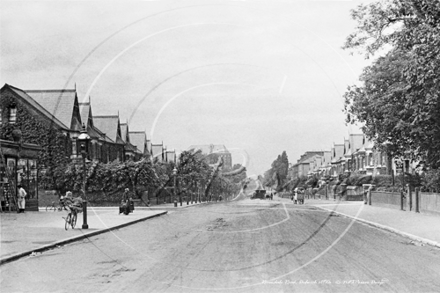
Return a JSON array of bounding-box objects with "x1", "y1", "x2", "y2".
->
[{"x1": 9, "y1": 107, "x2": 17, "y2": 124}]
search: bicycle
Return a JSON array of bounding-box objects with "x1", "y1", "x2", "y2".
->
[
  {"x1": 64, "y1": 208, "x2": 78, "y2": 230},
  {"x1": 63, "y1": 203, "x2": 82, "y2": 230},
  {"x1": 46, "y1": 201, "x2": 63, "y2": 212},
  {"x1": 47, "y1": 199, "x2": 70, "y2": 212}
]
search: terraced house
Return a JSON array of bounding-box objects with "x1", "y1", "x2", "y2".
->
[{"x1": 0, "y1": 84, "x2": 150, "y2": 210}]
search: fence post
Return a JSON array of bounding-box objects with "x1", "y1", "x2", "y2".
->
[
  {"x1": 406, "y1": 185, "x2": 412, "y2": 211},
  {"x1": 415, "y1": 187, "x2": 420, "y2": 213},
  {"x1": 325, "y1": 185, "x2": 328, "y2": 200},
  {"x1": 368, "y1": 188, "x2": 372, "y2": 205},
  {"x1": 400, "y1": 189, "x2": 405, "y2": 211}
]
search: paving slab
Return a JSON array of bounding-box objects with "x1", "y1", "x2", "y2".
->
[
  {"x1": 274, "y1": 196, "x2": 440, "y2": 248},
  {"x1": 309, "y1": 200, "x2": 440, "y2": 248},
  {"x1": 0, "y1": 208, "x2": 168, "y2": 264}
]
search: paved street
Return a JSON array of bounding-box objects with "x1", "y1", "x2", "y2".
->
[{"x1": 2, "y1": 196, "x2": 440, "y2": 293}]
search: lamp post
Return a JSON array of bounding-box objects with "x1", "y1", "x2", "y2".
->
[
  {"x1": 77, "y1": 124, "x2": 90, "y2": 229},
  {"x1": 173, "y1": 167, "x2": 177, "y2": 207}
]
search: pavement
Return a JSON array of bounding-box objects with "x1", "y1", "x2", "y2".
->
[
  {"x1": 0, "y1": 201, "x2": 205, "y2": 265},
  {"x1": 282, "y1": 196, "x2": 440, "y2": 249},
  {"x1": 1, "y1": 197, "x2": 440, "y2": 266}
]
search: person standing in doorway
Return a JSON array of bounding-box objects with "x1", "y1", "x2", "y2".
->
[{"x1": 17, "y1": 184, "x2": 27, "y2": 213}]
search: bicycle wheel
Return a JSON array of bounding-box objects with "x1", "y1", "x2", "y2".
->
[
  {"x1": 71, "y1": 212, "x2": 77, "y2": 229},
  {"x1": 65, "y1": 213, "x2": 71, "y2": 230}
]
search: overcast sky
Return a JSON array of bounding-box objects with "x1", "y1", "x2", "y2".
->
[{"x1": 1, "y1": 0, "x2": 371, "y2": 177}]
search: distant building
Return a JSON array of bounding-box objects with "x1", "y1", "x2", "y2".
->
[
  {"x1": 291, "y1": 151, "x2": 324, "y2": 178},
  {"x1": 188, "y1": 144, "x2": 232, "y2": 168}
]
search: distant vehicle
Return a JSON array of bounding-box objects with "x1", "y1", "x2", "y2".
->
[{"x1": 251, "y1": 190, "x2": 266, "y2": 200}]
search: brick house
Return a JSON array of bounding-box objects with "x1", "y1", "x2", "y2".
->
[
  {"x1": 93, "y1": 115, "x2": 125, "y2": 163},
  {"x1": 1, "y1": 84, "x2": 75, "y2": 209}
]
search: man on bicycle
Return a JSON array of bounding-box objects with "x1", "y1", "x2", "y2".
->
[{"x1": 66, "y1": 196, "x2": 84, "y2": 218}]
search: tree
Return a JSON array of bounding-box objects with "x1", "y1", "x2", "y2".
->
[
  {"x1": 222, "y1": 163, "x2": 247, "y2": 184},
  {"x1": 263, "y1": 151, "x2": 289, "y2": 189},
  {"x1": 343, "y1": 0, "x2": 440, "y2": 168}
]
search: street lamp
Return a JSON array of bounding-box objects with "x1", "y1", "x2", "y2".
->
[
  {"x1": 77, "y1": 124, "x2": 90, "y2": 229},
  {"x1": 173, "y1": 167, "x2": 177, "y2": 207}
]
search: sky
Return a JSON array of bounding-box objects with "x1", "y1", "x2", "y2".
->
[{"x1": 1, "y1": 0, "x2": 372, "y2": 177}]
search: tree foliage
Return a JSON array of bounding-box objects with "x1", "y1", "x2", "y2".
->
[
  {"x1": 343, "y1": 0, "x2": 440, "y2": 168},
  {"x1": 263, "y1": 151, "x2": 289, "y2": 189},
  {"x1": 47, "y1": 148, "x2": 244, "y2": 204}
]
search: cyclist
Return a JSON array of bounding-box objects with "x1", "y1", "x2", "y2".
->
[
  {"x1": 60, "y1": 191, "x2": 73, "y2": 210},
  {"x1": 65, "y1": 196, "x2": 84, "y2": 220}
]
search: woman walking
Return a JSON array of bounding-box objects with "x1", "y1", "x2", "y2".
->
[{"x1": 17, "y1": 184, "x2": 27, "y2": 213}]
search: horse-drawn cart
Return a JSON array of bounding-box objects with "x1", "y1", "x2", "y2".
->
[{"x1": 251, "y1": 190, "x2": 266, "y2": 200}]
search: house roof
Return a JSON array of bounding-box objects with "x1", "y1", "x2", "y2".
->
[
  {"x1": 79, "y1": 102, "x2": 91, "y2": 128},
  {"x1": 129, "y1": 132, "x2": 147, "y2": 154},
  {"x1": 120, "y1": 123, "x2": 131, "y2": 144},
  {"x1": 331, "y1": 144, "x2": 345, "y2": 164},
  {"x1": 147, "y1": 140, "x2": 152, "y2": 154},
  {"x1": 25, "y1": 89, "x2": 79, "y2": 129},
  {"x1": 125, "y1": 142, "x2": 138, "y2": 153},
  {"x1": 151, "y1": 143, "x2": 164, "y2": 159},
  {"x1": 93, "y1": 115, "x2": 122, "y2": 143},
  {"x1": 166, "y1": 150, "x2": 176, "y2": 163},
  {"x1": 3, "y1": 84, "x2": 68, "y2": 130}
]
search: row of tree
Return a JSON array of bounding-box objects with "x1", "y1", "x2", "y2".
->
[
  {"x1": 343, "y1": 0, "x2": 440, "y2": 170},
  {"x1": 41, "y1": 149, "x2": 247, "y2": 203}
]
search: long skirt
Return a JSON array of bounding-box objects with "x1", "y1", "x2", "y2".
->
[{"x1": 18, "y1": 199, "x2": 26, "y2": 209}]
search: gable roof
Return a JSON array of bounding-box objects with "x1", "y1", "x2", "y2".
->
[
  {"x1": 93, "y1": 115, "x2": 122, "y2": 143},
  {"x1": 2, "y1": 84, "x2": 68, "y2": 130},
  {"x1": 166, "y1": 149, "x2": 176, "y2": 163},
  {"x1": 79, "y1": 102, "x2": 92, "y2": 128},
  {"x1": 129, "y1": 132, "x2": 147, "y2": 154},
  {"x1": 151, "y1": 143, "x2": 164, "y2": 160},
  {"x1": 331, "y1": 144, "x2": 345, "y2": 163},
  {"x1": 300, "y1": 154, "x2": 321, "y2": 165},
  {"x1": 120, "y1": 123, "x2": 129, "y2": 143},
  {"x1": 147, "y1": 139, "x2": 152, "y2": 154},
  {"x1": 25, "y1": 88, "x2": 80, "y2": 130}
]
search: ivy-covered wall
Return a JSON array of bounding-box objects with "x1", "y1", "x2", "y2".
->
[{"x1": 0, "y1": 89, "x2": 72, "y2": 183}]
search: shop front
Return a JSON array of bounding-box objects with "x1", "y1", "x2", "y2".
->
[{"x1": 1, "y1": 139, "x2": 41, "y2": 212}]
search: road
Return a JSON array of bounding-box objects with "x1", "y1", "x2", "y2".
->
[{"x1": 2, "y1": 195, "x2": 440, "y2": 293}]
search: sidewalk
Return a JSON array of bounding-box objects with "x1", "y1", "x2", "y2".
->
[
  {"x1": 0, "y1": 206, "x2": 174, "y2": 265},
  {"x1": 0, "y1": 200, "x2": 209, "y2": 265},
  {"x1": 288, "y1": 197, "x2": 440, "y2": 248}
]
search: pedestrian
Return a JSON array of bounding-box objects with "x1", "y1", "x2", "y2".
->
[
  {"x1": 298, "y1": 188, "x2": 305, "y2": 204},
  {"x1": 293, "y1": 188, "x2": 298, "y2": 204},
  {"x1": 120, "y1": 188, "x2": 131, "y2": 215},
  {"x1": 17, "y1": 184, "x2": 27, "y2": 213}
]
